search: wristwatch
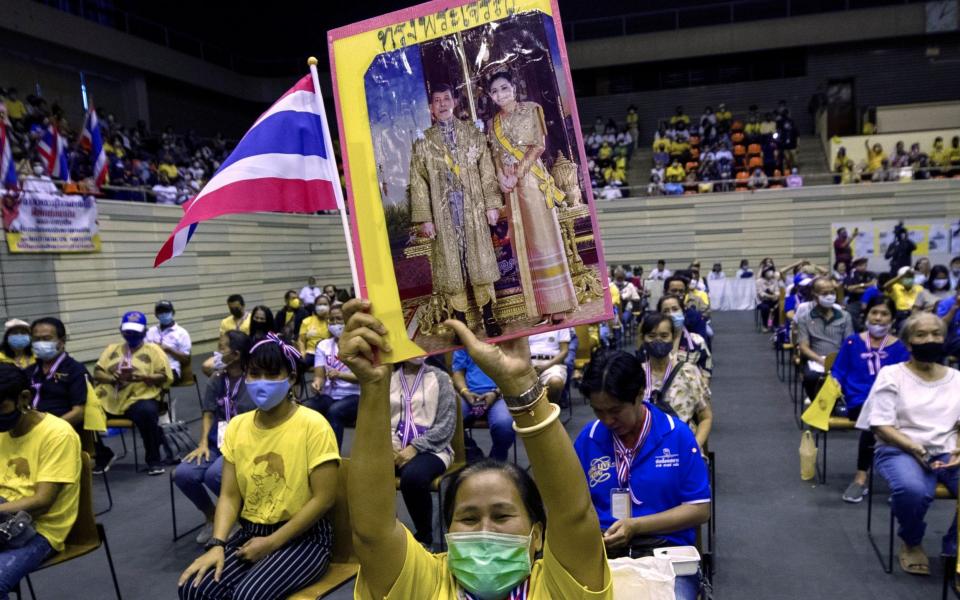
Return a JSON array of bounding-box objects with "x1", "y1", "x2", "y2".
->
[
  {"x1": 502, "y1": 380, "x2": 545, "y2": 415},
  {"x1": 204, "y1": 537, "x2": 227, "y2": 551}
]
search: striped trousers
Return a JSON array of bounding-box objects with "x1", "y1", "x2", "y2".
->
[{"x1": 179, "y1": 518, "x2": 332, "y2": 600}]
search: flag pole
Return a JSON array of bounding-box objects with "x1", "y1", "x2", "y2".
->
[{"x1": 308, "y1": 56, "x2": 361, "y2": 298}]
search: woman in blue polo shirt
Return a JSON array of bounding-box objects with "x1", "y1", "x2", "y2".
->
[
  {"x1": 574, "y1": 350, "x2": 710, "y2": 600},
  {"x1": 832, "y1": 296, "x2": 909, "y2": 504}
]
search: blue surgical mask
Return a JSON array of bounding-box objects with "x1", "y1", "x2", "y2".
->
[
  {"x1": 245, "y1": 379, "x2": 290, "y2": 410},
  {"x1": 328, "y1": 324, "x2": 344, "y2": 338},
  {"x1": 157, "y1": 312, "x2": 174, "y2": 326},
  {"x1": 7, "y1": 334, "x2": 30, "y2": 350},
  {"x1": 669, "y1": 313, "x2": 686, "y2": 330},
  {"x1": 31, "y1": 341, "x2": 59, "y2": 361}
]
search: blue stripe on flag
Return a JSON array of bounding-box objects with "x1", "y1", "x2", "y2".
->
[{"x1": 216, "y1": 111, "x2": 328, "y2": 174}]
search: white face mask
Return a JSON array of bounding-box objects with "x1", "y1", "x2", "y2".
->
[
  {"x1": 817, "y1": 294, "x2": 836, "y2": 308},
  {"x1": 933, "y1": 278, "x2": 950, "y2": 290},
  {"x1": 32, "y1": 165, "x2": 44, "y2": 175},
  {"x1": 913, "y1": 274, "x2": 927, "y2": 286}
]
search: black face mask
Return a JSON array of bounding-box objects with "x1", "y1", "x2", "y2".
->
[
  {"x1": 911, "y1": 341, "x2": 945, "y2": 364},
  {"x1": 0, "y1": 408, "x2": 22, "y2": 432},
  {"x1": 644, "y1": 340, "x2": 673, "y2": 359},
  {"x1": 230, "y1": 308, "x2": 244, "y2": 319}
]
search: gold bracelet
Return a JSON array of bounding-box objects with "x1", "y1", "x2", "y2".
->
[{"x1": 512, "y1": 403, "x2": 561, "y2": 437}]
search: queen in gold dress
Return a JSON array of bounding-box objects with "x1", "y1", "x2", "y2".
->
[{"x1": 486, "y1": 71, "x2": 578, "y2": 324}]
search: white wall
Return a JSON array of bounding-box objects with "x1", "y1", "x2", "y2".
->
[
  {"x1": 829, "y1": 129, "x2": 960, "y2": 166},
  {"x1": 876, "y1": 101, "x2": 960, "y2": 133}
]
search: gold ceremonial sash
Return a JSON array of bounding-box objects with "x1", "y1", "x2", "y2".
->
[{"x1": 493, "y1": 112, "x2": 566, "y2": 209}]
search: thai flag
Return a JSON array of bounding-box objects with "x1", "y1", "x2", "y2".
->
[
  {"x1": 1, "y1": 123, "x2": 17, "y2": 187},
  {"x1": 79, "y1": 106, "x2": 108, "y2": 187},
  {"x1": 154, "y1": 74, "x2": 340, "y2": 267},
  {"x1": 37, "y1": 125, "x2": 70, "y2": 181}
]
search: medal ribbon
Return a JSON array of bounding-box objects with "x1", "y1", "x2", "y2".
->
[
  {"x1": 31, "y1": 352, "x2": 67, "y2": 408},
  {"x1": 397, "y1": 363, "x2": 428, "y2": 447},
  {"x1": 612, "y1": 408, "x2": 652, "y2": 506},
  {"x1": 859, "y1": 333, "x2": 891, "y2": 376}
]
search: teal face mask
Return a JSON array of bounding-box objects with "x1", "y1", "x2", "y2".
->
[{"x1": 446, "y1": 530, "x2": 533, "y2": 600}]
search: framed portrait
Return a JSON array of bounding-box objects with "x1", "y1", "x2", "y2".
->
[{"x1": 329, "y1": 0, "x2": 613, "y2": 361}]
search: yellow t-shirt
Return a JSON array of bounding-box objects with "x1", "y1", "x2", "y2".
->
[
  {"x1": 221, "y1": 405, "x2": 339, "y2": 524},
  {"x1": 688, "y1": 288, "x2": 711, "y2": 310},
  {"x1": 354, "y1": 528, "x2": 612, "y2": 599},
  {"x1": 298, "y1": 315, "x2": 330, "y2": 354},
  {"x1": 219, "y1": 313, "x2": 251, "y2": 336},
  {"x1": 890, "y1": 283, "x2": 923, "y2": 311},
  {"x1": 6, "y1": 99, "x2": 26, "y2": 120},
  {"x1": 0, "y1": 414, "x2": 81, "y2": 552},
  {"x1": 96, "y1": 342, "x2": 173, "y2": 414},
  {"x1": 157, "y1": 163, "x2": 178, "y2": 180},
  {"x1": 0, "y1": 351, "x2": 33, "y2": 369}
]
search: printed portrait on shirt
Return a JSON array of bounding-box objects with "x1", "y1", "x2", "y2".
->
[
  {"x1": 247, "y1": 452, "x2": 288, "y2": 519},
  {"x1": 329, "y1": 0, "x2": 612, "y2": 362}
]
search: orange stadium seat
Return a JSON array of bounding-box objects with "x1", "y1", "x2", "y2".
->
[
  {"x1": 731, "y1": 131, "x2": 745, "y2": 144},
  {"x1": 747, "y1": 143, "x2": 761, "y2": 156},
  {"x1": 733, "y1": 144, "x2": 746, "y2": 156},
  {"x1": 748, "y1": 156, "x2": 763, "y2": 170},
  {"x1": 731, "y1": 120, "x2": 744, "y2": 132}
]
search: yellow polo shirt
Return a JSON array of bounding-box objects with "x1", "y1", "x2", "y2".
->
[
  {"x1": 95, "y1": 342, "x2": 172, "y2": 414},
  {"x1": 0, "y1": 414, "x2": 81, "y2": 552},
  {"x1": 889, "y1": 283, "x2": 923, "y2": 311},
  {"x1": 298, "y1": 315, "x2": 330, "y2": 355},
  {"x1": 219, "y1": 313, "x2": 251, "y2": 336},
  {"x1": 354, "y1": 528, "x2": 612, "y2": 599},
  {"x1": 0, "y1": 351, "x2": 33, "y2": 369}
]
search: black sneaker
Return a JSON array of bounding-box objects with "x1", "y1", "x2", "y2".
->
[{"x1": 92, "y1": 448, "x2": 116, "y2": 475}]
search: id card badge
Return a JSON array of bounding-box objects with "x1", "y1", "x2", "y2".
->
[
  {"x1": 216, "y1": 421, "x2": 228, "y2": 449},
  {"x1": 611, "y1": 488, "x2": 632, "y2": 522}
]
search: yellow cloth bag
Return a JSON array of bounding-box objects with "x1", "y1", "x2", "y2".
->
[
  {"x1": 84, "y1": 378, "x2": 108, "y2": 432},
  {"x1": 801, "y1": 375, "x2": 842, "y2": 431}
]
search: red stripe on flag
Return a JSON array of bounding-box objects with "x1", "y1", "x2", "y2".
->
[{"x1": 153, "y1": 177, "x2": 338, "y2": 267}]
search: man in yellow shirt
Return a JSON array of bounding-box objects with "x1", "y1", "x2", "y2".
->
[
  {"x1": 930, "y1": 136, "x2": 950, "y2": 169},
  {"x1": 665, "y1": 159, "x2": 686, "y2": 183},
  {"x1": 884, "y1": 266, "x2": 924, "y2": 323},
  {"x1": 3, "y1": 88, "x2": 26, "y2": 121},
  {"x1": 0, "y1": 363, "x2": 81, "y2": 597},
  {"x1": 219, "y1": 294, "x2": 251, "y2": 336},
  {"x1": 93, "y1": 311, "x2": 173, "y2": 475}
]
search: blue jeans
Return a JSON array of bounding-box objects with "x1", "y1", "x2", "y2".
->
[
  {"x1": 304, "y1": 394, "x2": 359, "y2": 448},
  {"x1": 874, "y1": 445, "x2": 959, "y2": 551},
  {"x1": 0, "y1": 533, "x2": 53, "y2": 598},
  {"x1": 173, "y1": 449, "x2": 224, "y2": 516},
  {"x1": 462, "y1": 398, "x2": 515, "y2": 462}
]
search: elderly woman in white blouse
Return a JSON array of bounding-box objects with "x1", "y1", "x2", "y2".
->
[{"x1": 856, "y1": 312, "x2": 960, "y2": 576}]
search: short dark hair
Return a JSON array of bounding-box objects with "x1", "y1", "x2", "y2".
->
[
  {"x1": 285, "y1": 289, "x2": 298, "y2": 300},
  {"x1": 657, "y1": 293, "x2": 685, "y2": 312},
  {"x1": 0, "y1": 363, "x2": 29, "y2": 403},
  {"x1": 664, "y1": 275, "x2": 689, "y2": 291},
  {"x1": 430, "y1": 83, "x2": 457, "y2": 100},
  {"x1": 442, "y1": 459, "x2": 546, "y2": 530},
  {"x1": 224, "y1": 331, "x2": 252, "y2": 369},
  {"x1": 865, "y1": 295, "x2": 897, "y2": 317},
  {"x1": 249, "y1": 336, "x2": 300, "y2": 380},
  {"x1": 640, "y1": 313, "x2": 672, "y2": 338},
  {"x1": 227, "y1": 294, "x2": 245, "y2": 305},
  {"x1": 579, "y1": 350, "x2": 644, "y2": 404},
  {"x1": 31, "y1": 317, "x2": 66, "y2": 339}
]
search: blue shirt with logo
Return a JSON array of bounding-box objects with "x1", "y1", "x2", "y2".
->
[
  {"x1": 452, "y1": 350, "x2": 497, "y2": 394},
  {"x1": 831, "y1": 334, "x2": 910, "y2": 410},
  {"x1": 574, "y1": 403, "x2": 711, "y2": 546}
]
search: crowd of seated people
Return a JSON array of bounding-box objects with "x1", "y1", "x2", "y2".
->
[
  {"x1": 585, "y1": 115, "x2": 635, "y2": 199},
  {"x1": 0, "y1": 84, "x2": 233, "y2": 204},
  {"x1": 0, "y1": 262, "x2": 722, "y2": 597},
  {"x1": 648, "y1": 102, "x2": 801, "y2": 196},
  {"x1": 833, "y1": 135, "x2": 960, "y2": 184},
  {"x1": 759, "y1": 230, "x2": 960, "y2": 577}
]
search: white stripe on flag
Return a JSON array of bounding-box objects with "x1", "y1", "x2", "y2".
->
[
  {"x1": 194, "y1": 153, "x2": 337, "y2": 199},
  {"x1": 251, "y1": 90, "x2": 323, "y2": 131}
]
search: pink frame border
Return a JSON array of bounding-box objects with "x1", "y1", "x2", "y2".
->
[{"x1": 327, "y1": 0, "x2": 614, "y2": 343}]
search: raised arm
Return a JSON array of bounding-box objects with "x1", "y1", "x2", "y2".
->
[
  {"x1": 338, "y1": 302, "x2": 408, "y2": 598},
  {"x1": 447, "y1": 320, "x2": 608, "y2": 592}
]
